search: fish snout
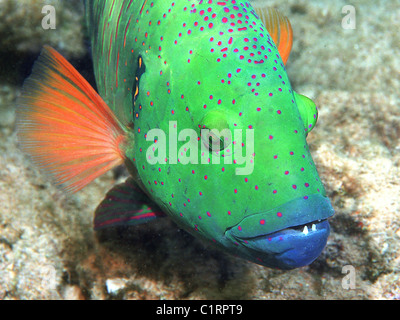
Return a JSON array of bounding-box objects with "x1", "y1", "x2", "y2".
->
[{"x1": 225, "y1": 194, "x2": 334, "y2": 269}]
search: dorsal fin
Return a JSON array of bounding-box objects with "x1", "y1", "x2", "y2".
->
[{"x1": 254, "y1": 7, "x2": 293, "y2": 65}]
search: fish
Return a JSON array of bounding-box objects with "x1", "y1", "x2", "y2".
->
[{"x1": 17, "y1": 0, "x2": 334, "y2": 270}]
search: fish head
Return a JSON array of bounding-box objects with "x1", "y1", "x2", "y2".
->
[
  {"x1": 130, "y1": 62, "x2": 334, "y2": 269},
  {"x1": 188, "y1": 78, "x2": 334, "y2": 270},
  {"x1": 128, "y1": 4, "x2": 334, "y2": 269}
]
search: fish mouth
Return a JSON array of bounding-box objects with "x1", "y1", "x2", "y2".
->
[{"x1": 224, "y1": 194, "x2": 334, "y2": 269}]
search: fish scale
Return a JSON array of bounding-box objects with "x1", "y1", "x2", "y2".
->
[{"x1": 18, "y1": 0, "x2": 334, "y2": 269}]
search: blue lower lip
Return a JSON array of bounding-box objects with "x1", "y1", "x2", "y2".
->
[
  {"x1": 243, "y1": 220, "x2": 330, "y2": 269},
  {"x1": 275, "y1": 220, "x2": 330, "y2": 268},
  {"x1": 224, "y1": 194, "x2": 334, "y2": 269}
]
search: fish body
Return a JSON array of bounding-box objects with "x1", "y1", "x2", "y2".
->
[{"x1": 18, "y1": 0, "x2": 334, "y2": 269}]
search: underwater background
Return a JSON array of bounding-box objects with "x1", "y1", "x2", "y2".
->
[{"x1": 0, "y1": 0, "x2": 399, "y2": 299}]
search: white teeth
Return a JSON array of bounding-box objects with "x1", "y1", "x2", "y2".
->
[{"x1": 299, "y1": 223, "x2": 318, "y2": 235}]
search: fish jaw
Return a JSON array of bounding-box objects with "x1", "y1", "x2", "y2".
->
[{"x1": 224, "y1": 194, "x2": 334, "y2": 269}]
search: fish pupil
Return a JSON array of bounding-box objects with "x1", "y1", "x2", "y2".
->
[
  {"x1": 204, "y1": 129, "x2": 227, "y2": 153},
  {"x1": 208, "y1": 135, "x2": 225, "y2": 153}
]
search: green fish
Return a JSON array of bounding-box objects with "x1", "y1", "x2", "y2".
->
[{"x1": 17, "y1": 0, "x2": 334, "y2": 269}]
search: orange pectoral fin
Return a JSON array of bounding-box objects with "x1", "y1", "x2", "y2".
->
[
  {"x1": 254, "y1": 7, "x2": 293, "y2": 65},
  {"x1": 17, "y1": 46, "x2": 127, "y2": 193}
]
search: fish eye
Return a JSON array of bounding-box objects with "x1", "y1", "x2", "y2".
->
[{"x1": 198, "y1": 110, "x2": 232, "y2": 154}]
